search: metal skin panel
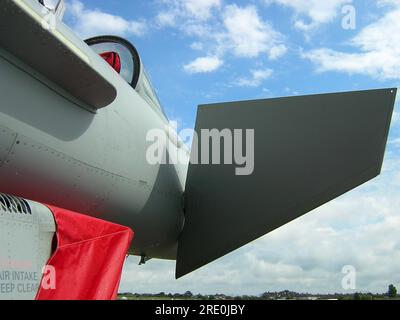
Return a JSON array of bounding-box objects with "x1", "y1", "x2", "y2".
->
[
  {"x1": 0, "y1": 126, "x2": 17, "y2": 168},
  {"x1": 177, "y1": 89, "x2": 397, "y2": 278},
  {"x1": 0, "y1": 0, "x2": 117, "y2": 110},
  {"x1": 0, "y1": 9, "x2": 188, "y2": 260},
  {"x1": 0, "y1": 196, "x2": 55, "y2": 300}
]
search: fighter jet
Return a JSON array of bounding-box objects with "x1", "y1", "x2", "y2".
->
[{"x1": 0, "y1": 0, "x2": 397, "y2": 299}]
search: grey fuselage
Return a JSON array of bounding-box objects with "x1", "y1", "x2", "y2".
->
[{"x1": 0, "y1": 6, "x2": 189, "y2": 260}]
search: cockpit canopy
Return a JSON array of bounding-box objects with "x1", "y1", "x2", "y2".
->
[{"x1": 85, "y1": 36, "x2": 165, "y2": 117}]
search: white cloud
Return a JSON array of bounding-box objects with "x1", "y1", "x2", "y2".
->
[
  {"x1": 156, "y1": 11, "x2": 177, "y2": 28},
  {"x1": 222, "y1": 5, "x2": 287, "y2": 59},
  {"x1": 184, "y1": 0, "x2": 221, "y2": 20},
  {"x1": 156, "y1": 0, "x2": 221, "y2": 26},
  {"x1": 268, "y1": 45, "x2": 288, "y2": 60},
  {"x1": 303, "y1": 3, "x2": 400, "y2": 80},
  {"x1": 265, "y1": 0, "x2": 352, "y2": 31},
  {"x1": 158, "y1": 3, "x2": 287, "y2": 74},
  {"x1": 68, "y1": 0, "x2": 146, "y2": 38},
  {"x1": 390, "y1": 137, "x2": 400, "y2": 148},
  {"x1": 393, "y1": 112, "x2": 399, "y2": 126},
  {"x1": 190, "y1": 42, "x2": 204, "y2": 51},
  {"x1": 237, "y1": 69, "x2": 273, "y2": 87},
  {"x1": 120, "y1": 157, "x2": 400, "y2": 295},
  {"x1": 394, "y1": 95, "x2": 400, "y2": 124},
  {"x1": 184, "y1": 56, "x2": 223, "y2": 73}
]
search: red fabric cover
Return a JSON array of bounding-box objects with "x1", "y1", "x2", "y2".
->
[
  {"x1": 35, "y1": 205, "x2": 133, "y2": 300},
  {"x1": 100, "y1": 52, "x2": 121, "y2": 74}
]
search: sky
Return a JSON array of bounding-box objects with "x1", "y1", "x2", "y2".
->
[{"x1": 54, "y1": 0, "x2": 400, "y2": 295}]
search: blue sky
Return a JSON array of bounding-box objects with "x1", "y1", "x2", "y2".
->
[{"x1": 57, "y1": 0, "x2": 400, "y2": 295}]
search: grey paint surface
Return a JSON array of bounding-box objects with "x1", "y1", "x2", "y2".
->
[
  {"x1": 0, "y1": 0, "x2": 397, "y2": 283},
  {"x1": 0, "y1": 194, "x2": 55, "y2": 300},
  {"x1": 0, "y1": 49, "x2": 187, "y2": 259},
  {"x1": 177, "y1": 89, "x2": 397, "y2": 278},
  {"x1": 0, "y1": 126, "x2": 16, "y2": 168},
  {"x1": 0, "y1": 0, "x2": 117, "y2": 110},
  {"x1": 0, "y1": 0, "x2": 189, "y2": 261}
]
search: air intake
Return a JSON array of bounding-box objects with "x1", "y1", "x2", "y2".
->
[{"x1": 0, "y1": 193, "x2": 32, "y2": 214}]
